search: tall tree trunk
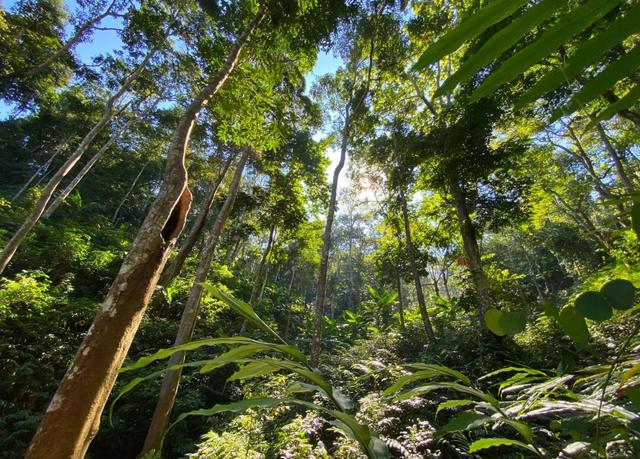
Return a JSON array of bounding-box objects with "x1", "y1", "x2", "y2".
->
[
  {"x1": 43, "y1": 118, "x2": 135, "y2": 219},
  {"x1": 396, "y1": 272, "x2": 405, "y2": 331},
  {"x1": 0, "y1": 49, "x2": 154, "y2": 275},
  {"x1": 159, "y1": 153, "x2": 234, "y2": 285},
  {"x1": 12, "y1": 137, "x2": 69, "y2": 202},
  {"x1": 111, "y1": 161, "x2": 149, "y2": 224},
  {"x1": 595, "y1": 122, "x2": 636, "y2": 194},
  {"x1": 25, "y1": 7, "x2": 265, "y2": 458},
  {"x1": 249, "y1": 224, "x2": 276, "y2": 308},
  {"x1": 450, "y1": 182, "x2": 492, "y2": 323},
  {"x1": 309, "y1": 122, "x2": 349, "y2": 368},
  {"x1": 1, "y1": 0, "x2": 119, "y2": 82},
  {"x1": 399, "y1": 188, "x2": 436, "y2": 343},
  {"x1": 141, "y1": 150, "x2": 249, "y2": 456}
]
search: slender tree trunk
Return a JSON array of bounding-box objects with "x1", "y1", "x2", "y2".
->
[
  {"x1": 1, "y1": 0, "x2": 118, "y2": 82},
  {"x1": 441, "y1": 269, "x2": 451, "y2": 301},
  {"x1": 595, "y1": 122, "x2": 636, "y2": 194},
  {"x1": 12, "y1": 138, "x2": 69, "y2": 202},
  {"x1": 111, "y1": 161, "x2": 149, "y2": 224},
  {"x1": 160, "y1": 153, "x2": 234, "y2": 285},
  {"x1": 399, "y1": 188, "x2": 436, "y2": 343},
  {"x1": 309, "y1": 122, "x2": 349, "y2": 367},
  {"x1": 224, "y1": 238, "x2": 242, "y2": 264},
  {"x1": 0, "y1": 49, "x2": 154, "y2": 275},
  {"x1": 450, "y1": 182, "x2": 492, "y2": 323},
  {"x1": 141, "y1": 150, "x2": 249, "y2": 456},
  {"x1": 43, "y1": 118, "x2": 135, "y2": 219},
  {"x1": 396, "y1": 272, "x2": 405, "y2": 331},
  {"x1": 26, "y1": 7, "x2": 265, "y2": 458},
  {"x1": 249, "y1": 224, "x2": 276, "y2": 308}
]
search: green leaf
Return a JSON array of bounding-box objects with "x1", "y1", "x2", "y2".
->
[
  {"x1": 501, "y1": 418, "x2": 533, "y2": 442},
  {"x1": 589, "y1": 84, "x2": 640, "y2": 126},
  {"x1": 484, "y1": 308, "x2": 506, "y2": 336},
  {"x1": 227, "y1": 360, "x2": 280, "y2": 381},
  {"x1": 384, "y1": 364, "x2": 471, "y2": 396},
  {"x1": 600, "y1": 279, "x2": 636, "y2": 310},
  {"x1": 413, "y1": 0, "x2": 530, "y2": 71},
  {"x1": 633, "y1": 201, "x2": 640, "y2": 239},
  {"x1": 468, "y1": 437, "x2": 540, "y2": 455},
  {"x1": 436, "y1": 399, "x2": 475, "y2": 416},
  {"x1": 481, "y1": 366, "x2": 547, "y2": 380},
  {"x1": 515, "y1": 4, "x2": 640, "y2": 109},
  {"x1": 439, "y1": 411, "x2": 489, "y2": 433},
  {"x1": 202, "y1": 282, "x2": 286, "y2": 344},
  {"x1": 471, "y1": 0, "x2": 625, "y2": 102},
  {"x1": 575, "y1": 291, "x2": 613, "y2": 322},
  {"x1": 558, "y1": 305, "x2": 590, "y2": 344},
  {"x1": 394, "y1": 382, "x2": 500, "y2": 409},
  {"x1": 499, "y1": 310, "x2": 527, "y2": 336},
  {"x1": 551, "y1": 44, "x2": 640, "y2": 122},
  {"x1": 438, "y1": 0, "x2": 568, "y2": 96}
]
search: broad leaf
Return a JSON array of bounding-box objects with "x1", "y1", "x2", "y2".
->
[
  {"x1": 468, "y1": 437, "x2": 539, "y2": 455},
  {"x1": 600, "y1": 279, "x2": 635, "y2": 310},
  {"x1": 575, "y1": 291, "x2": 613, "y2": 322}
]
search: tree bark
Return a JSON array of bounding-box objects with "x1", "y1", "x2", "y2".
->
[
  {"x1": 12, "y1": 137, "x2": 70, "y2": 202},
  {"x1": 111, "y1": 161, "x2": 149, "y2": 224},
  {"x1": 249, "y1": 224, "x2": 276, "y2": 308},
  {"x1": 25, "y1": 6, "x2": 265, "y2": 457},
  {"x1": 42, "y1": 118, "x2": 135, "y2": 219},
  {"x1": 595, "y1": 122, "x2": 636, "y2": 194},
  {"x1": 141, "y1": 150, "x2": 249, "y2": 456},
  {"x1": 450, "y1": 182, "x2": 492, "y2": 323},
  {"x1": 399, "y1": 188, "x2": 436, "y2": 342},
  {"x1": 1, "y1": 0, "x2": 119, "y2": 82},
  {"x1": 159, "y1": 153, "x2": 235, "y2": 285},
  {"x1": 396, "y1": 272, "x2": 405, "y2": 331},
  {"x1": 0, "y1": 49, "x2": 154, "y2": 275},
  {"x1": 309, "y1": 122, "x2": 349, "y2": 368}
]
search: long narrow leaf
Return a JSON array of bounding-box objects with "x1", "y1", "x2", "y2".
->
[
  {"x1": 413, "y1": 0, "x2": 530, "y2": 71},
  {"x1": 588, "y1": 83, "x2": 640, "y2": 126},
  {"x1": 468, "y1": 437, "x2": 540, "y2": 456},
  {"x1": 471, "y1": 0, "x2": 625, "y2": 102},
  {"x1": 516, "y1": 4, "x2": 640, "y2": 108},
  {"x1": 551, "y1": 44, "x2": 640, "y2": 121},
  {"x1": 438, "y1": 0, "x2": 568, "y2": 95}
]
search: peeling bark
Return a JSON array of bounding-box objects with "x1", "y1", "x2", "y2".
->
[
  {"x1": 26, "y1": 6, "x2": 265, "y2": 457},
  {"x1": 159, "y1": 153, "x2": 234, "y2": 286},
  {"x1": 141, "y1": 150, "x2": 249, "y2": 456}
]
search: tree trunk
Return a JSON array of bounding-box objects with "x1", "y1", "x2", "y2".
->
[
  {"x1": 396, "y1": 272, "x2": 405, "y2": 331},
  {"x1": 450, "y1": 182, "x2": 492, "y2": 323},
  {"x1": 43, "y1": 118, "x2": 135, "y2": 219},
  {"x1": 26, "y1": 7, "x2": 265, "y2": 457},
  {"x1": 0, "y1": 49, "x2": 155, "y2": 276},
  {"x1": 595, "y1": 122, "x2": 635, "y2": 194},
  {"x1": 12, "y1": 137, "x2": 69, "y2": 202},
  {"x1": 1, "y1": 0, "x2": 119, "y2": 82},
  {"x1": 399, "y1": 188, "x2": 436, "y2": 342},
  {"x1": 159, "y1": 153, "x2": 235, "y2": 285},
  {"x1": 249, "y1": 224, "x2": 276, "y2": 308},
  {"x1": 111, "y1": 161, "x2": 149, "y2": 224},
  {"x1": 141, "y1": 150, "x2": 249, "y2": 456},
  {"x1": 309, "y1": 122, "x2": 349, "y2": 368}
]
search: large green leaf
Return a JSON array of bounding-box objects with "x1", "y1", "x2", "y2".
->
[
  {"x1": 468, "y1": 437, "x2": 540, "y2": 455},
  {"x1": 438, "y1": 411, "x2": 489, "y2": 433},
  {"x1": 558, "y1": 305, "x2": 590, "y2": 344},
  {"x1": 436, "y1": 399, "x2": 475, "y2": 416},
  {"x1": 484, "y1": 308, "x2": 506, "y2": 336},
  {"x1": 575, "y1": 291, "x2": 613, "y2": 322},
  {"x1": 413, "y1": 0, "x2": 530, "y2": 71},
  {"x1": 481, "y1": 366, "x2": 547, "y2": 380},
  {"x1": 408, "y1": 363, "x2": 472, "y2": 385},
  {"x1": 551, "y1": 44, "x2": 640, "y2": 122},
  {"x1": 471, "y1": 0, "x2": 625, "y2": 102},
  {"x1": 600, "y1": 279, "x2": 636, "y2": 310},
  {"x1": 393, "y1": 381, "x2": 500, "y2": 409},
  {"x1": 202, "y1": 282, "x2": 287, "y2": 344},
  {"x1": 199, "y1": 342, "x2": 307, "y2": 373},
  {"x1": 384, "y1": 364, "x2": 471, "y2": 396},
  {"x1": 516, "y1": 4, "x2": 640, "y2": 109},
  {"x1": 499, "y1": 310, "x2": 527, "y2": 336},
  {"x1": 438, "y1": 0, "x2": 568, "y2": 96},
  {"x1": 589, "y1": 84, "x2": 640, "y2": 126}
]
